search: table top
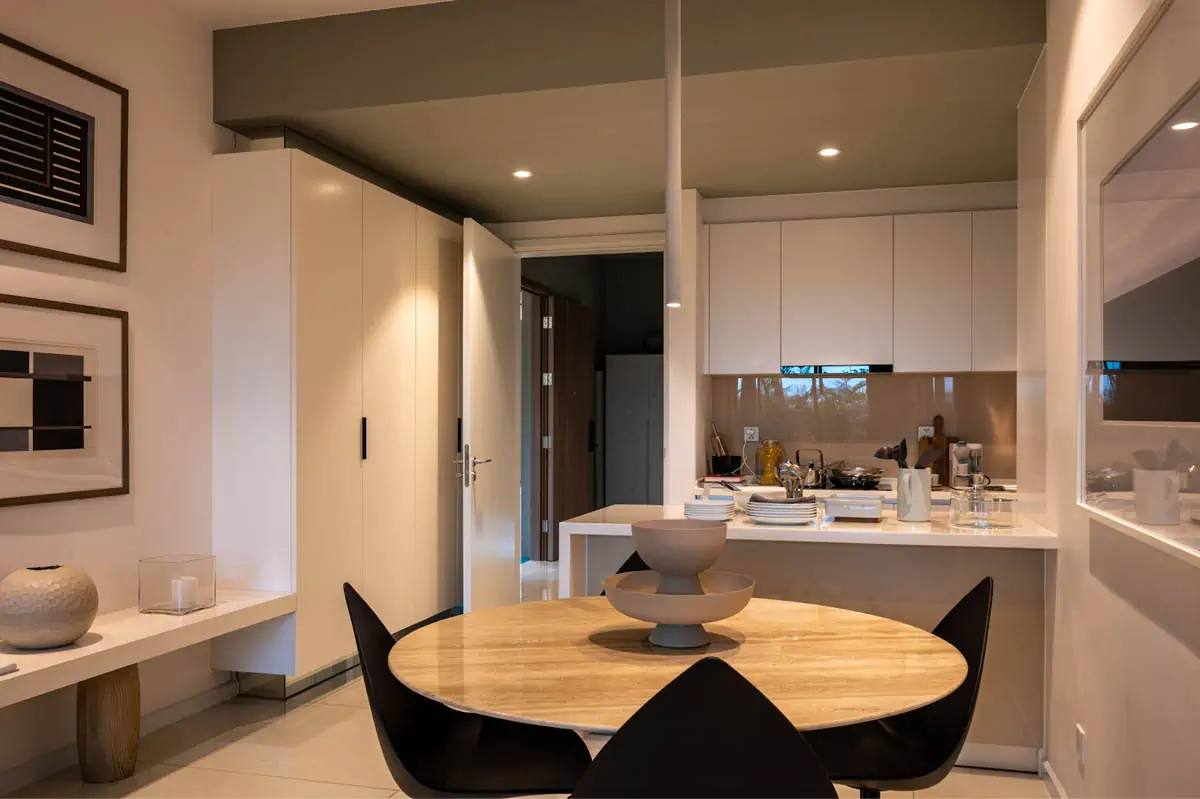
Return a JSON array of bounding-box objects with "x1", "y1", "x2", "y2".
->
[{"x1": 388, "y1": 596, "x2": 967, "y2": 734}]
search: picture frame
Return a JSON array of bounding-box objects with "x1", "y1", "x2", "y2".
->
[
  {"x1": 0, "y1": 293, "x2": 129, "y2": 506},
  {"x1": 0, "y1": 32, "x2": 128, "y2": 271}
]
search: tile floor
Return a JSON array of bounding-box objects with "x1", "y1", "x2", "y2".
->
[
  {"x1": 11, "y1": 565, "x2": 1051, "y2": 797},
  {"x1": 12, "y1": 670, "x2": 1051, "y2": 798},
  {"x1": 521, "y1": 559, "x2": 559, "y2": 602}
]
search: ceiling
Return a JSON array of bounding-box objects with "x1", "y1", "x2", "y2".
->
[
  {"x1": 169, "y1": 0, "x2": 447, "y2": 30},
  {"x1": 213, "y1": 0, "x2": 1046, "y2": 221}
]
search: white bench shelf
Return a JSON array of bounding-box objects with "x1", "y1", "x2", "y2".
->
[{"x1": 0, "y1": 588, "x2": 295, "y2": 782}]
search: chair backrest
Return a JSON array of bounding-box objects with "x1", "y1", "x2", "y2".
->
[
  {"x1": 343, "y1": 582, "x2": 455, "y2": 796},
  {"x1": 570, "y1": 657, "x2": 837, "y2": 798},
  {"x1": 887, "y1": 577, "x2": 994, "y2": 778}
]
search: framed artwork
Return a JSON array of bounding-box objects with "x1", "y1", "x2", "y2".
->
[
  {"x1": 0, "y1": 32, "x2": 128, "y2": 271},
  {"x1": 0, "y1": 294, "x2": 128, "y2": 506}
]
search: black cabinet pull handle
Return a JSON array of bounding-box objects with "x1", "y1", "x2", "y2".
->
[{"x1": 361, "y1": 417, "x2": 367, "y2": 460}]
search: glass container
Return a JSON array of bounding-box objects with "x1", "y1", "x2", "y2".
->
[
  {"x1": 139, "y1": 555, "x2": 216, "y2": 615},
  {"x1": 757, "y1": 439, "x2": 784, "y2": 486},
  {"x1": 949, "y1": 492, "x2": 1018, "y2": 530}
]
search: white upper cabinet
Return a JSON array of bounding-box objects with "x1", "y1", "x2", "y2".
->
[
  {"x1": 971, "y1": 209, "x2": 1018, "y2": 371},
  {"x1": 708, "y1": 222, "x2": 781, "y2": 374},
  {"x1": 893, "y1": 212, "x2": 973, "y2": 372},
  {"x1": 781, "y1": 216, "x2": 893, "y2": 366}
]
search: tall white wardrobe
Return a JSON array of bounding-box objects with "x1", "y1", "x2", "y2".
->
[{"x1": 210, "y1": 148, "x2": 462, "y2": 682}]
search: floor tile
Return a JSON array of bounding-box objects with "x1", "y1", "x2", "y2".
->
[
  {"x1": 915, "y1": 768, "x2": 1050, "y2": 798},
  {"x1": 317, "y1": 677, "x2": 369, "y2": 709},
  {"x1": 139, "y1": 700, "x2": 396, "y2": 791},
  {"x1": 8, "y1": 762, "x2": 394, "y2": 798},
  {"x1": 835, "y1": 785, "x2": 911, "y2": 798}
]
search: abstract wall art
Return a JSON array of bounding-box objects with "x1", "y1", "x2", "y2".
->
[
  {"x1": 0, "y1": 294, "x2": 128, "y2": 506},
  {"x1": 0, "y1": 33, "x2": 128, "y2": 270}
]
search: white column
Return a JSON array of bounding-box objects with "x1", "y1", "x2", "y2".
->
[{"x1": 662, "y1": 0, "x2": 708, "y2": 503}]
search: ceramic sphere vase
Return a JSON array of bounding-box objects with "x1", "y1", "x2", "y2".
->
[{"x1": 0, "y1": 565, "x2": 99, "y2": 650}]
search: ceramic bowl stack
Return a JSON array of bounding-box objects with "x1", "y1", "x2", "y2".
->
[
  {"x1": 683, "y1": 497, "x2": 735, "y2": 521},
  {"x1": 744, "y1": 494, "x2": 819, "y2": 526}
]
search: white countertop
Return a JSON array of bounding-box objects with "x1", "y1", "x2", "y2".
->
[
  {"x1": 562, "y1": 504, "x2": 1058, "y2": 550},
  {"x1": 0, "y1": 588, "x2": 296, "y2": 709}
]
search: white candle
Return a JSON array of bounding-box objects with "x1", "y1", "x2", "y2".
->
[{"x1": 171, "y1": 576, "x2": 199, "y2": 610}]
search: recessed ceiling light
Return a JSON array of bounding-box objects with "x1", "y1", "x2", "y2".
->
[
  {"x1": 1171, "y1": 121, "x2": 1198, "y2": 131},
  {"x1": 665, "y1": 301, "x2": 682, "y2": 309},
  {"x1": 513, "y1": 169, "x2": 532, "y2": 179},
  {"x1": 818, "y1": 147, "x2": 841, "y2": 158}
]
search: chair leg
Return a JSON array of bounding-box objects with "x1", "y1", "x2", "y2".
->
[{"x1": 859, "y1": 790, "x2": 881, "y2": 799}]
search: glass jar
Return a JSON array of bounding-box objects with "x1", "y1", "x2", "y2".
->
[{"x1": 757, "y1": 439, "x2": 784, "y2": 486}]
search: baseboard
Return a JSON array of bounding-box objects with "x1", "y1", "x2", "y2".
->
[
  {"x1": 957, "y1": 743, "x2": 1041, "y2": 773},
  {"x1": 0, "y1": 678, "x2": 238, "y2": 796},
  {"x1": 1042, "y1": 759, "x2": 1069, "y2": 798},
  {"x1": 238, "y1": 605, "x2": 462, "y2": 700}
]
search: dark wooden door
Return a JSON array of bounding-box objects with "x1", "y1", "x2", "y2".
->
[{"x1": 547, "y1": 296, "x2": 596, "y2": 560}]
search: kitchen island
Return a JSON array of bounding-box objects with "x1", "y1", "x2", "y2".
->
[{"x1": 559, "y1": 503, "x2": 1056, "y2": 772}]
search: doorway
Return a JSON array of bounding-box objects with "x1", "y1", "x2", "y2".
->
[{"x1": 519, "y1": 253, "x2": 665, "y2": 599}]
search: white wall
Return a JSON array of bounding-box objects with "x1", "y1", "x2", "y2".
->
[
  {"x1": 0, "y1": 0, "x2": 225, "y2": 787},
  {"x1": 1037, "y1": 0, "x2": 1200, "y2": 795},
  {"x1": 1017, "y1": 53, "x2": 1048, "y2": 524}
]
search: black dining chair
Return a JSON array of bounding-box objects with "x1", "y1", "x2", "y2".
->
[
  {"x1": 802, "y1": 577, "x2": 994, "y2": 798},
  {"x1": 343, "y1": 583, "x2": 591, "y2": 797},
  {"x1": 599, "y1": 550, "x2": 650, "y2": 596},
  {"x1": 571, "y1": 657, "x2": 837, "y2": 798}
]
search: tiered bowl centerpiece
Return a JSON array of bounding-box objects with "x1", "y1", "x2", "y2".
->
[{"x1": 601, "y1": 519, "x2": 754, "y2": 648}]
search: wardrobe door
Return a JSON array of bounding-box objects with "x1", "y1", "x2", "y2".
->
[
  {"x1": 292, "y1": 152, "x2": 364, "y2": 674},
  {"x1": 362, "y1": 183, "x2": 419, "y2": 632},
  {"x1": 415, "y1": 209, "x2": 464, "y2": 618}
]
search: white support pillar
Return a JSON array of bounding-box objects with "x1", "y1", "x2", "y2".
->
[{"x1": 662, "y1": 0, "x2": 708, "y2": 503}]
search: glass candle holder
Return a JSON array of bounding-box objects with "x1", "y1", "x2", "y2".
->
[{"x1": 138, "y1": 555, "x2": 216, "y2": 615}]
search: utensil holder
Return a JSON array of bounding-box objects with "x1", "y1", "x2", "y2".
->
[
  {"x1": 897, "y1": 468, "x2": 932, "y2": 522},
  {"x1": 1134, "y1": 468, "x2": 1181, "y2": 525}
]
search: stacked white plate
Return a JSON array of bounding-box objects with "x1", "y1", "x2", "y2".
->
[
  {"x1": 683, "y1": 498, "x2": 736, "y2": 521},
  {"x1": 745, "y1": 498, "x2": 820, "y2": 526}
]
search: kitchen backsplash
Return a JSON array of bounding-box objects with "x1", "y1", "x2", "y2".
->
[{"x1": 709, "y1": 373, "x2": 1017, "y2": 480}]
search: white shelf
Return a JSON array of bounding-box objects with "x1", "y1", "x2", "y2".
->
[
  {"x1": 1081, "y1": 500, "x2": 1200, "y2": 570},
  {"x1": 0, "y1": 589, "x2": 295, "y2": 710}
]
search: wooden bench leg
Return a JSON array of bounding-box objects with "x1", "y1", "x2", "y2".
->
[{"x1": 77, "y1": 664, "x2": 140, "y2": 783}]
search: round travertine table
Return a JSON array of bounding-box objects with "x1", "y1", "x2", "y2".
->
[{"x1": 388, "y1": 597, "x2": 966, "y2": 734}]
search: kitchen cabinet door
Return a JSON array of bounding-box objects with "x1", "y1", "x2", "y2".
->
[
  {"x1": 781, "y1": 216, "x2": 893, "y2": 366},
  {"x1": 893, "y1": 212, "x2": 972, "y2": 372},
  {"x1": 971, "y1": 209, "x2": 1018, "y2": 371},
  {"x1": 708, "y1": 222, "x2": 781, "y2": 374}
]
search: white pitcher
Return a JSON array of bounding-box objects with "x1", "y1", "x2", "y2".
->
[
  {"x1": 898, "y1": 468, "x2": 933, "y2": 522},
  {"x1": 1134, "y1": 468, "x2": 1181, "y2": 525}
]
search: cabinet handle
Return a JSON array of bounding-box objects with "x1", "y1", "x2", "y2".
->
[{"x1": 361, "y1": 417, "x2": 367, "y2": 461}]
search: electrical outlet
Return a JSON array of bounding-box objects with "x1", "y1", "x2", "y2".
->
[
  {"x1": 1075, "y1": 724, "x2": 1086, "y2": 767},
  {"x1": 917, "y1": 425, "x2": 935, "y2": 440},
  {"x1": 743, "y1": 426, "x2": 760, "y2": 443}
]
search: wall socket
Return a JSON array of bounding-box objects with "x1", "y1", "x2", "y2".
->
[
  {"x1": 1075, "y1": 723, "x2": 1087, "y2": 767},
  {"x1": 743, "y1": 426, "x2": 760, "y2": 443},
  {"x1": 917, "y1": 425, "x2": 935, "y2": 440}
]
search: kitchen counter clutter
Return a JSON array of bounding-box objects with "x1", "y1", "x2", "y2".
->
[{"x1": 559, "y1": 502, "x2": 1054, "y2": 772}]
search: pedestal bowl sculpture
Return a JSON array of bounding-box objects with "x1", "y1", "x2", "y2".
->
[{"x1": 602, "y1": 519, "x2": 754, "y2": 648}]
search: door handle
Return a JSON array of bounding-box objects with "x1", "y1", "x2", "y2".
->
[{"x1": 470, "y1": 457, "x2": 492, "y2": 485}]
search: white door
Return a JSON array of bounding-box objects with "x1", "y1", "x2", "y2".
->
[{"x1": 461, "y1": 220, "x2": 522, "y2": 612}]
